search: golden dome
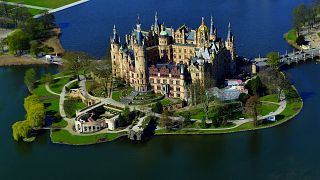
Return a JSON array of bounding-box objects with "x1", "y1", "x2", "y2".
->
[{"x1": 198, "y1": 17, "x2": 208, "y2": 33}]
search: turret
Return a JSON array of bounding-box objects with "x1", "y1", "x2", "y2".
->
[
  {"x1": 225, "y1": 22, "x2": 236, "y2": 60},
  {"x1": 197, "y1": 17, "x2": 209, "y2": 48},
  {"x1": 112, "y1": 24, "x2": 119, "y2": 44},
  {"x1": 154, "y1": 12, "x2": 160, "y2": 35},
  {"x1": 209, "y1": 16, "x2": 217, "y2": 41},
  {"x1": 111, "y1": 24, "x2": 121, "y2": 77},
  {"x1": 136, "y1": 16, "x2": 143, "y2": 46}
]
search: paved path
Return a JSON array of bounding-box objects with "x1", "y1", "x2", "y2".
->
[{"x1": 0, "y1": 1, "x2": 52, "y2": 10}]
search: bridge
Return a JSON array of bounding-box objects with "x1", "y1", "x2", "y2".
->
[{"x1": 255, "y1": 47, "x2": 320, "y2": 67}]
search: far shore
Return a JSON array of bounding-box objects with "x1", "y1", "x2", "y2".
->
[{"x1": 0, "y1": 54, "x2": 48, "y2": 66}]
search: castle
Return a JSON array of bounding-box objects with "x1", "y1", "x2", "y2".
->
[{"x1": 110, "y1": 13, "x2": 237, "y2": 100}]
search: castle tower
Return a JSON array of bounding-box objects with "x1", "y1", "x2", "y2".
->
[
  {"x1": 225, "y1": 22, "x2": 236, "y2": 60},
  {"x1": 154, "y1": 12, "x2": 160, "y2": 35},
  {"x1": 111, "y1": 24, "x2": 120, "y2": 77},
  {"x1": 133, "y1": 16, "x2": 148, "y2": 92},
  {"x1": 209, "y1": 16, "x2": 217, "y2": 41},
  {"x1": 197, "y1": 17, "x2": 209, "y2": 48},
  {"x1": 159, "y1": 28, "x2": 169, "y2": 59}
]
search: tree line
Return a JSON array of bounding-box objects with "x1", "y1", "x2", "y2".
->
[{"x1": 292, "y1": 0, "x2": 320, "y2": 36}]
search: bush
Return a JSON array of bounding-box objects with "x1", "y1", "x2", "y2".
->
[
  {"x1": 12, "y1": 121, "x2": 32, "y2": 141},
  {"x1": 152, "y1": 102, "x2": 163, "y2": 114}
]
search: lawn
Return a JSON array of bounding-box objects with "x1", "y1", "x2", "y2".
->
[
  {"x1": 6, "y1": 0, "x2": 80, "y2": 8},
  {"x1": 112, "y1": 91, "x2": 121, "y2": 101},
  {"x1": 318, "y1": 32, "x2": 320, "y2": 38},
  {"x1": 259, "y1": 102, "x2": 279, "y2": 116},
  {"x1": 286, "y1": 28, "x2": 297, "y2": 42},
  {"x1": 160, "y1": 99, "x2": 172, "y2": 106},
  {"x1": 27, "y1": 8, "x2": 45, "y2": 15},
  {"x1": 51, "y1": 119, "x2": 68, "y2": 128},
  {"x1": 50, "y1": 77, "x2": 71, "y2": 94},
  {"x1": 33, "y1": 83, "x2": 58, "y2": 97},
  {"x1": 64, "y1": 98, "x2": 86, "y2": 118},
  {"x1": 51, "y1": 129, "x2": 127, "y2": 145},
  {"x1": 260, "y1": 94, "x2": 279, "y2": 103}
]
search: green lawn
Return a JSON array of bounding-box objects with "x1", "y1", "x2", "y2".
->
[
  {"x1": 27, "y1": 8, "x2": 45, "y2": 15},
  {"x1": 64, "y1": 99, "x2": 86, "y2": 118},
  {"x1": 156, "y1": 86, "x2": 303, "y2": 135},
  {"x1": 286, "y1": 28, "x2": 297, "y2": 42},
  {"x1": 112, "y1": 91, "x2": 121, "y2": 101},
  {"x1": 51, "y1": 119, "x2": 68, "y2": 128},
  {"x1": 50, "y1": 77, "x2": 71, "y2": 94},
  {"x1": 33, "y1": 83, "x2": 58, "y2": 97},
  {"x1": 260, "y1": 94, "x2": 279, "y2": 103},
  {"x1": 6, "y1": 0, "x2": 79, "y2": 8},
  {"x1": 160, "y1": 99, "x2": 172, "y2": 106},
  {"x1": 51, "y1": 129, "x2": 126, "y2": 145},
  {"x1": 259, "y1": 102, "x2": 279, "y2": 116}
]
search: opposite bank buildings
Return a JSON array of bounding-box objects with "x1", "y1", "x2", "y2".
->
[{"x1": 111, "y1": 13, "x2": 248, "y2": 100}]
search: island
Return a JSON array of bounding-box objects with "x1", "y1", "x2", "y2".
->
[{"x1": 11, "y1": 14, "x2": 304, "y2": 145}]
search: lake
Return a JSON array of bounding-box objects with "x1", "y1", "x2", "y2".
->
[{"x1": 1, "y1": 0, "x2": 320, "y2": 179}]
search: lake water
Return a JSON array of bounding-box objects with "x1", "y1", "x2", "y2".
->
[{"x1": 1, "y1": 0, "x2": 320, "y2": 179}]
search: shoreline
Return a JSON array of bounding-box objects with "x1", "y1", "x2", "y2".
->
[
  {"x1": 0, "y1": 54, "x2": 49, "y2": 67},
  {"x1": 48, "y1": 85, "x2": 302, "y2": 145}
]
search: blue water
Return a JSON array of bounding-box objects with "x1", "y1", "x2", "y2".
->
[
  {"x1": 2, "y1": 0, "x2": 320, "y2": 180},
  {"x1": 55, "y1": 0, "x2": 311, "y2": 58}
]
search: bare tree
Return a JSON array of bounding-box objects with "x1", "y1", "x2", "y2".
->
[{"x1": 245, "y1": 95, "x2": 261, "y2": 127}]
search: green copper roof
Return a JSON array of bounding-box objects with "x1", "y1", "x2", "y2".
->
[{"x1": 160, "y1": 30, "x2": 168, "y2": 36}]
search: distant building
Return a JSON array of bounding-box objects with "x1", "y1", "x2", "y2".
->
[{"x1": 110, "y1": 14, "x2": 237, "y2": 100}]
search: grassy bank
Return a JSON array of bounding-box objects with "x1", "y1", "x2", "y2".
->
[
  {"x1": 284, "y1": 28, "x2": 301, "y2": 50},
  {"x1": 51, "y1": 129, "x2": 127, "y2": 145},
  {"x1": 6, "y1": 0, "x2": 80, "y2": 8},
  {"x1": 156, "y1": 86, "x2": 302, "y2": 135}
]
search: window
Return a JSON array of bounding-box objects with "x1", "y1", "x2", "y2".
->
[
  {"x1": 176, "y1": 80, "x2": 180, "y2": 85},
  {"x1": 176, "y1": 87, "x2": 180, "y2": 91},
  {"x1": 184, "y1": 49, "x2": 186, "y2": 53},
  {"x1": 163, "y1": 79, "x2": 167, "y2": 84},
  {"x1": 157, "y1": 79, "x2": 160, "y2": 83},
  {"x1": 157, "y1": 85, "x2": 161, "y2": 90},
  {"x1": 170, "y1": 80, "x2": 173, "y2": 84},
  {"x1": 174, "y1": 54, "x2": 176, "y2": 59},
  {"x1": 93, "y1": 126, "x2": 96, "y2": 131},
  {"x1": 179, "y1": 55, "x2": 181, "y2": 59},
  {"x1": 196, "y1": 73, "x2": 199, "y2": 77},
  {"x1": 179, "y1": 49, "x2": 181, "y2": 53},
  {"x1": 177, "y1": 93, "x2": 180, "y2": 97}
]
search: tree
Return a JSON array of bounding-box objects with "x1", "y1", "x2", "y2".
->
[
  {"x1": 39, "y1": 11, "x2": 55, "y2": 29},
  {"x1": 245, "y1": 96, "x2": 261, "y2": 127},
  {"x1": 159, "y1": 110, "x2": 172, "y2": 129},
  {"x1": 292, "y1": 4, "x2": 308, "y2": 35},
  {"x1": 24, "y1": 68, "x2": 36, "y2": 92},
  {"x1": 29, "y1": 40, "x2": 40, "y2": 56},
  {"x1": 7, "y1": 29, "x2": 30, "y2": 55},
  {"x1": 63, "y1": 51, "x2": 90, "y2": 81},
  {"x1": 12, "y1": 121, "x2": 32, "y2": 141},
  {"x1": 152, "y1": 102, "x2": 163, "y2": 114},
  {"x1": 266, "y1": 52, "x2": 280, "y2": 68},
  {"x1": 296, "y1": 35, "x2": 306, "y2": 45},
  {"x1": 24, "y1": 95, "x2": 45, "y2": 128},
  {"x1": 90, "y1": 60, "x2": 113, "y2": 97},
  {"x1": 245, "y1": 76, "x2": 266, "y2": 96},
  {"x1": 258, "y1": 67, "x2": 291, "y2": 101}
]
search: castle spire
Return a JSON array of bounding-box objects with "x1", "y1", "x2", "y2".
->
[
  {"x1": 136, "y1": 15, "x2": 143, "y2": 46},
  {"x1": 210, "y1": 16, "x2": 214, "y2": 35},
  {"x1": 201, "y1": 17, "x2": 205, "y2": 25},
  {"x1": 113, "y1": 24, "x2": 119, "y2": 44},
  {"x1": 227, "y1": 22, "x2": 233, "y2": 40},
  {"x1": 154, "y1": 12, "x2": 159, "y2": 31}
]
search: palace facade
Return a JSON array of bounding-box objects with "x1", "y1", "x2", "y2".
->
[{"x1": 110, "y1": 13, "x2": 237, "y2": 100}]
